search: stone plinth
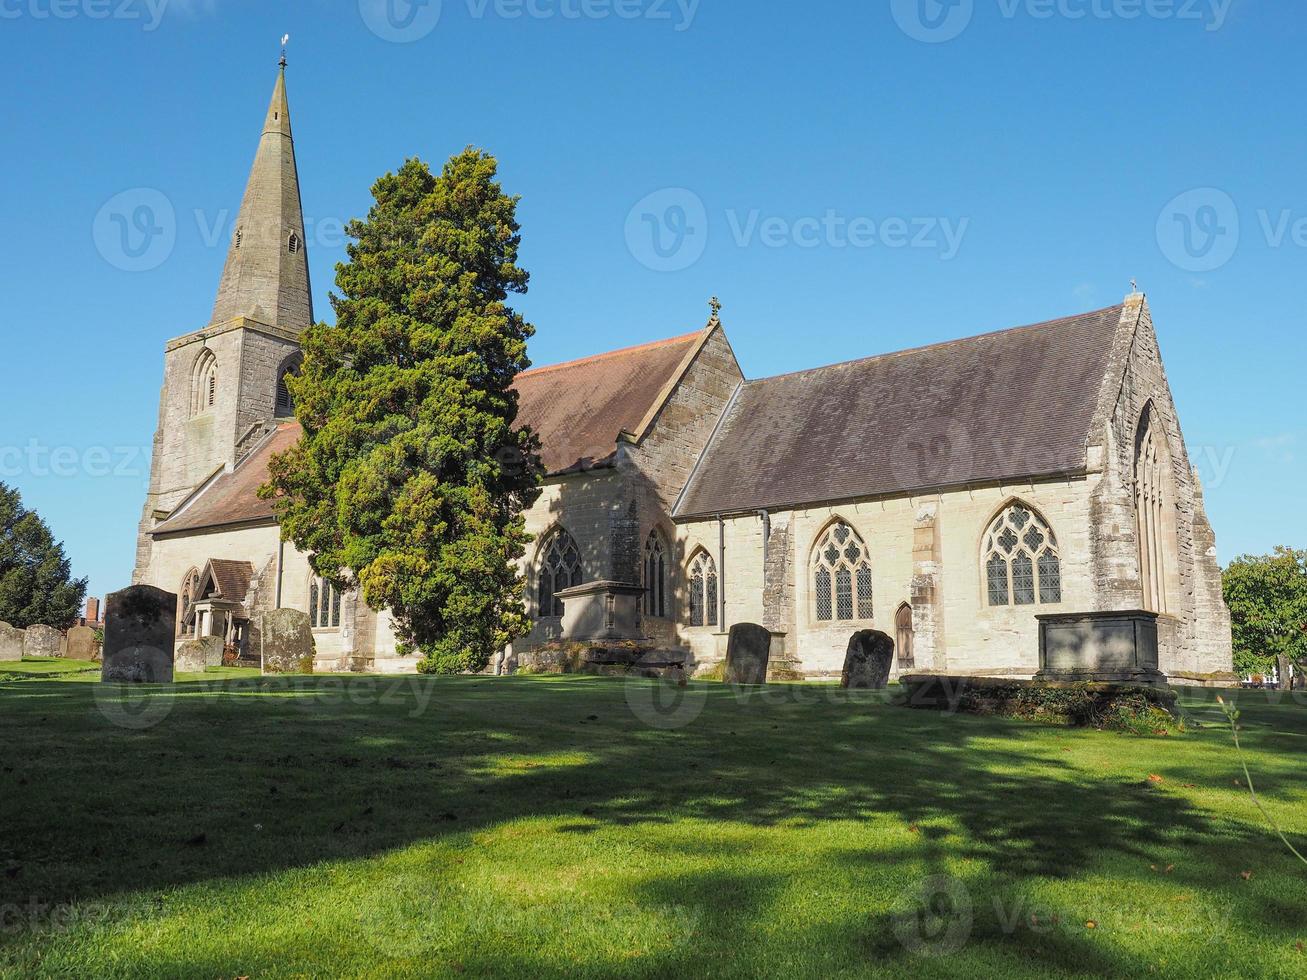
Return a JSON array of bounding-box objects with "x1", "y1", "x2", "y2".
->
[
  {"x1": 0, "y1": 622, "x2": 23, "y2": 662},
  {"x1": 261, "y1": 609, "x2": 315, "y2": 675},
  {"x1": 176, "y1": 636, "x2": 225, "y2": 674},
  {"x1": 556, "y1": 581, "x2": 646, "y2": 643},
  {"x1": 841, "y1": 630, "x2": 894, "y2": 689},
  {"x1": 65, "y1": 626, "x2": 99, "y2": 662},
  {"x1": 1036, "y1": 610, "x2": 1167, "y2": 685},
  {"x1": 724, "y1": 623, "x2": 771, "y2": 685},
  {"x1": 102, "y1": 586, "x2": 177, "y2": 683},
  {"x1": 23, "y1": 625, "x2": 63, "y2": 659}
]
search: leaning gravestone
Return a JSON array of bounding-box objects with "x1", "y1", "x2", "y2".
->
[
  {"x1": 841, "y1": 630, "x2": 895, "y2": 689},
  {"x1": 23, "y1": 625, "x2": 62, "y2": 659},
  {"x1": 261, "y1": 609, "x2": 315, "y2": 675},
  {"x1": 724, "y1": 622, "x2": 772, "y2": 686},
  {"x1": 175, "y1": 636, "x2": 224, "y2": 674},
  {"x1": 101, "y1": 585, "x2": 177, "y2": 683},
  {"x1": 65, "y1": 625, "x2": 99, "y2": 662},
  {"x1": 0, "y1": 622, "x2": 24, "y2": 662}
]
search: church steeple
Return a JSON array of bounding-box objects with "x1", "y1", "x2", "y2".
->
[{"x1": 209, "y1": 60, "x2": 313, "y2": 331}]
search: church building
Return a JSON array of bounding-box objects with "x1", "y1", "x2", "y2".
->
[{"x1": 132, "y1": 65, "x2": 1234, "y2": 681}]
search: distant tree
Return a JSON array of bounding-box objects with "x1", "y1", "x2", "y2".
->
[
  {"x1": 0, "y1": 482, "x2": 87, "y2": 629},
  {"x1": 261, "y1": 151, "x2": 543, "y2": 674},
  {"x1": 1223, "y1": 547, "x2": 1307, "y2": 685}
]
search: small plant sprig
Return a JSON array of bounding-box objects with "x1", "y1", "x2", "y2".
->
[{"x1": 1217, "y1": 695, "x2": 1307, "y2": 867}]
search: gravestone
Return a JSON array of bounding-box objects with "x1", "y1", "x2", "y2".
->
[
  {"x1": 841, "y1": 630, "x2": 895, "y2": 689},
  {"x1": 175, "y1": 636, "x2": 224, "y2": 674},
  {"x1": 0, "y1": 622, "x2": 23, "y2": 662},
  {"x1": 261, "y1": 609, "x2": 315, "y2": 675},
  {"x1": 23, "y1": 625, "x2": 62, "y2": 659},
  {"x1": 724, "y1": 623, "x2": 771, "y2": 685},
  {"x1": 102, "y1": 585, "x2": 177, "y2": 683},
  {"x1": 65, "y1": 625, "x2": 99, "y2": 662}
]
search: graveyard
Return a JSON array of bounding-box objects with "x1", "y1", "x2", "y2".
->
[{"x1": 1, "y1": 661, "x2": 1304, "y2": 978}]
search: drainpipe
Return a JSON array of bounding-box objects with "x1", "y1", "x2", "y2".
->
[
  {"x1": 717, "y1": 516, "x2": 726, "y2": 629},
  {"x1": 274, "y1": 537, "x2": 286, "y2": 608},
  {"x1": 757, "y1": 510, "x2": 770, "y2": 565}
]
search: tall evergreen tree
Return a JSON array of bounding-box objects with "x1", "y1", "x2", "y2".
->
[
  {"x1": 261, "y1": 151, "x2": 543, "y2": 673},
  {"x1": 0, "y1": 482, "x2": 87, "y2": 629}
]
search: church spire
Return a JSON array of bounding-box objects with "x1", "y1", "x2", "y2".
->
[{"x1": 208, "y1": 58, "x2": 313, "y2": 331}]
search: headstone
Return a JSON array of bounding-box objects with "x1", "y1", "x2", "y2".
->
[
  {"x1": 65, "y1": 625, "x2": 99, "y2": 661},
  {"x1": 261, "y1": 609, "x2": 315, "y2": 675},
  {"x1": 175, "y1": 636, "x2": 225, "y2": 673},
  {"x1": 22, "y1": 625, "x2": 62, "y2": 659},
  {"x1": 102, "y1": 585, "x2": 177, "y2": 683},
  {"x1": 0, "y1": 622, "x2": 23, "y2": 662},
  {"x1": 841, "y1": 630, "x2": 895, "y2": 689},
  {"x1": 724, "y1": 623, "x2": 771, "y2": 685}
]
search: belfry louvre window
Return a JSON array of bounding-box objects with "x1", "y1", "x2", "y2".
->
[
  {"x1": 643, "y1": 531, "x2": 668, "y2": 618},
  {"x1": 310, "y1": 576, "x2": 341, "y2": 629},
  {"x1": 812, "y1": 520, "x2": 873, "y2": 622},
  {"x1": 687, "y1": 551, "x2": 718, "y2": 628},
  {"x1": 983, "y1": 503, "x2": 1062, "y2": 607},
  {"x1": 537, "y1": 528, "x2": 582, "y2": 618},
  {"x1": 288, "y1": 233, "x2": 300, "y2": 254},
  {"x1": 191, "y1": 349, "x2": 218, "y2": 416}
]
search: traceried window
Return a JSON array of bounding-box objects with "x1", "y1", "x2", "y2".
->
[
  {"x1": 687, "y1": 550, "x2": 718, "y2": 628},
  {"x1": 309, "y1": 575, "x2": 342, "y2": 629},
  {"x1": 643, "y1": 530, "x2": 669, "y2": 618},
  {"x1": 191, "y1": 349, "x2": 218, "y2": 416},
  {"x1": 537, "y1": 527, "x2": 582, "y2": 618},
  {"x1": 983, "y1": 503, "x2": 1062, "y2": 607},
  {"x1": 178, "y1": 568, "x2": 200, "y2": 637},
  {"x1": 812, "y1": 520, "x2": 873, "y2": 622}
]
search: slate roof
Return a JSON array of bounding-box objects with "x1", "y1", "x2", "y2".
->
[
  {"x1": 205, "y1": 559, "x2": 255, "y2": 602},
  {"x1": 674, "y1": 305, "x2": 1125, "y2": 519},
  {"x1": 151, "y1": 331, "x2": 706, "y2": 536}
]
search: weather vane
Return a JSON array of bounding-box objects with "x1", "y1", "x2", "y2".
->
[{"x1": 280, "y1": 34, "x2": 290, "y2": 69}]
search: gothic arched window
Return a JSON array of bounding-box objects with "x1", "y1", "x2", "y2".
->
[
  {"x1": 537, "y1": 527, "x2": 582, "y2": 618},
  {"x1": 687, "y1": 550, "x2": 718, "y2": 628},
  {"x1": 1135, "y1": 403, "x2": 1175, "y2": 613},
  {"x1": 643, "y1": 530, "x2": 669, "y2": 619},
  {"x1": 983, "y1": 503, "x2": 1062, "y2": 607},
  {"x1": 178, "y1": 567, "x2": 200, "y2": 637},
  {"x1": 309, "y1": 575, "x2": 342, "y2": 629},
  {"x1": 191, "y1": 349, "x2": 218, "y2": 416},
  {"x1": 812, "y1": 520, "x2": 873, "y2": 622},
  {"x1": 275, "y1": 354, "x2": 302, "y2": 417}
]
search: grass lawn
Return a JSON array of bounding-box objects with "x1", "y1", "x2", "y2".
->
[{"x1": 0, "y1": 660, "x2": 1303, "y2": 978}]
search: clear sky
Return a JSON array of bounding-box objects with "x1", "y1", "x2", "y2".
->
[{"x1": 0, "y1": 0, "x2": 1302, "y2": 602}]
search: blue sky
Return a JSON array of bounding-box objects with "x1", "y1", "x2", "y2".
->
[{"x1": 0, "y1": 0, "x2": 1301, "y2": 601}]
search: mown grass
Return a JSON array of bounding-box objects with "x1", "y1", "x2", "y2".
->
[{"x1": 0, "y1": 660, "x2": 1303, "y2": 978}]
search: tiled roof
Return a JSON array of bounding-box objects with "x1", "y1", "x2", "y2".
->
[
  {"x1": 152, "y1": 331, "x2": 706, "y2": 536},
  {"x1": 206, "y1": 558, "x2": 255, "y2": 602},
  {"x1": 674, "y1": 305, "x2": 1125, "y2": 518}
]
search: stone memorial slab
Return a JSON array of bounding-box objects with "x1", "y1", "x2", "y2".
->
[
  {"x1": 724, "y1": 622, "x2": 771, "y2": 685},
  {"x1": 175, "y1": 636, "x2": 225, "y2": 673},
  {"x1": 65, "y1": 625, "x2": 99, "y2": 662},
  {"x1": 0, "y1": 622, "x2": 23, "y2": 662},
  {"x1": 841, "y1": 630, "x2": 895, "y2": 689},
  {"x1": 102, "y1": 585, "x2": 177, "y2": 683},
  {"x1": 1035, "y1": 610, "x2": 1167, "y2": 685},
  {"x1": 261, "y1": 609, "x2": 315, "y2": 675},
  {"x1": 23, "y1": 625, "x2": 62, "y2": 659}
]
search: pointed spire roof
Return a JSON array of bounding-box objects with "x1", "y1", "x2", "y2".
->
[{"x1": 208, "y1": 62, "x2": 313, "y2": 331}]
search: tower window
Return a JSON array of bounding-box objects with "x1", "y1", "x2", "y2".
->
[
  {"x1": 234, "y1": 228, "x2": 242, "y2": 249},
  {"x1": 191, "y1": 349, "x2": 218, "y2": 417},
  {"x1": 288, "y1": 233, "x2": 300, "y2": 254}
]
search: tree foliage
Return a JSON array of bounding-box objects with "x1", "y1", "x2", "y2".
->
[
  {"x1": 1222, "y1": 547, "x2": 1307, "y2": 678},
  {"x1": 0, "y1": 482, "x2": 87, "y2": 629},
  {"x1": 261, "y1": 151, "x2": 543, "y2": 674}
]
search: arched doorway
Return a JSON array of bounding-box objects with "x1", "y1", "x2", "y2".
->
[{"x1": 895, "y1": 603, "x2": 915, "y2": 670}]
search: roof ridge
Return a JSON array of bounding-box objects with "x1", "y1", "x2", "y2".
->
[
  {"x1": 516, "y1": 329, "x2": 703, "y2": 379},
  {"x1": 742, "y1": 304, "x2": 1125, "y2": 387}
]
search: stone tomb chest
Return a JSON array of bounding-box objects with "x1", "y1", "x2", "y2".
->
[{"x1": 1035, "y1": 610, "x2": 1166, "y2": 686}]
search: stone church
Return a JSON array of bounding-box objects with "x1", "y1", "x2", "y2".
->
[{"x1": 132, "y1": 65, "x2": 1234, "y2": 680}]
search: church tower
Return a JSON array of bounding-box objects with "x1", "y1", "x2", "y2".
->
[{"x1": 133, "y1": 59, "x2": 312, "y2": 582}]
